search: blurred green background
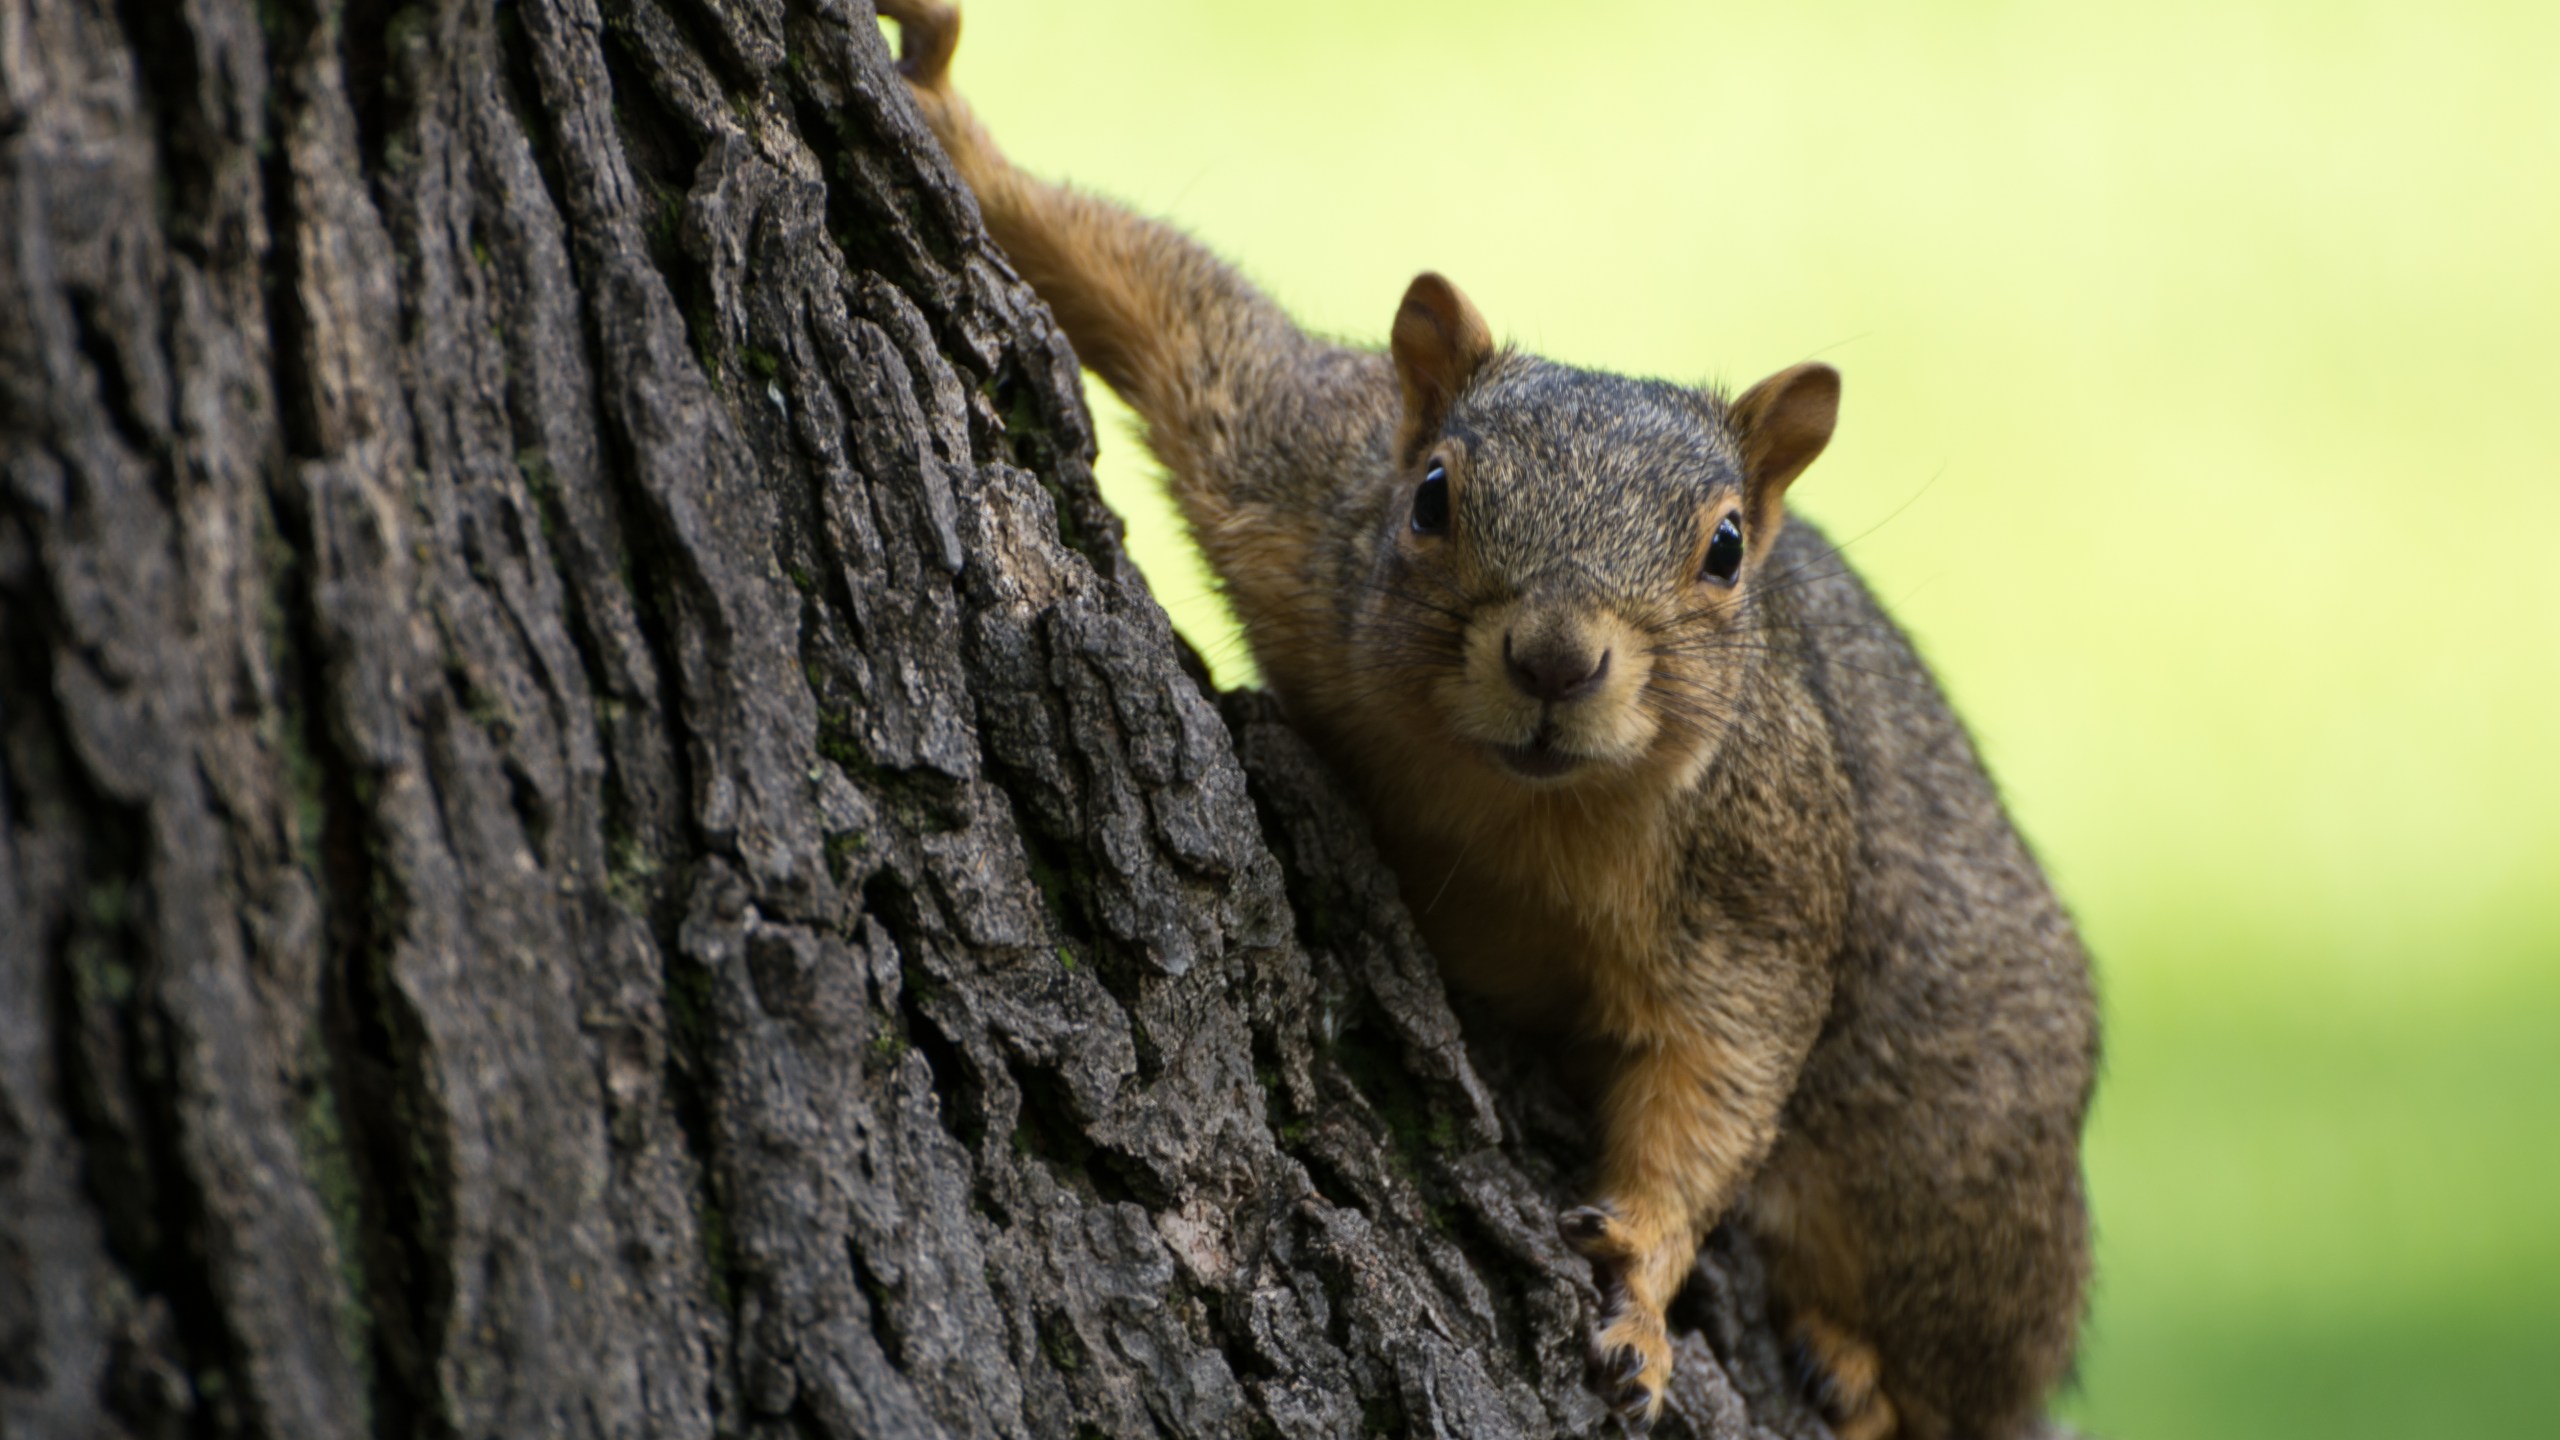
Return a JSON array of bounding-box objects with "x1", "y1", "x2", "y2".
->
[{"x1": 931, "y1": 2, "x2": 2560, "y2": 1434}]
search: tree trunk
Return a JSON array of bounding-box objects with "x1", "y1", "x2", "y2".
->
[{"x1": 0, "y1": 0, "x2": 1843, "y2": 1435}]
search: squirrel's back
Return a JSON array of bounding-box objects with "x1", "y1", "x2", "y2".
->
[{"x1": 1752, "y1": 522, "x2": 2097, "y2": 1436}]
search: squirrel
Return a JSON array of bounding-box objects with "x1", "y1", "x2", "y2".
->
[{"x1": 877, "y1": 6, "x2": 2099, "y2": 1437}]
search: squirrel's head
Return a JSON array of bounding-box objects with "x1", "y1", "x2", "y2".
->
[{"x1": 1354, "y1": 272, "x2": 1839, "y2": 790}]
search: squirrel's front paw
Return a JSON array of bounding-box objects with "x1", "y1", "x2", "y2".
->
[
  {"x1": 876, "y1": 0, "x2": 961, "y2": 89},
  {"x1": 1588, "y1": 1300, "x2": 1672, "y2": 1431},
  {"x1": 1561, "y1": 1204, "x2": 1682, "y2": 1431}
]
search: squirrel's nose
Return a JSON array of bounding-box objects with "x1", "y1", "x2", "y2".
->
[{"x1": 1504, "y1": 632, "x2": 1611, "y2": 705}]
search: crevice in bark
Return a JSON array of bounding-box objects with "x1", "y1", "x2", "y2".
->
[
  {"x1": 254, "y1": 493, "x2": 380, "y2": 1440},
  {"x1": 258, "y1": 73, "x2": 324, "y2": 464},
  {"x1": 890, "y1": 972, "x2": 983, "y2": 1155},
  {"x1": 822, "y1": 726, "x2": 970, "y2": 838},
  {"x1": 1247, "y1": 1026, "x2": 1306, "y2": 1150},
  {"x1": 504, "y1": 34, "x2": 745, "y2": 1394},
  {"x1": 495, "y1": 29, "x2": 735, "y2": 1358},
  {"x1": 503, "y1": 22, "x2": 701, "y2": 887},
  {"x1": 1009, "y1": 818, "x2": 1101, "y2": 955},
  {"x1": 502, "y1": 392, "x2": 628, "y2": 729},
  {"x1": 1031, "y1": 1307, "x2": 1089, "y2": 1386},
  {"x1": 261, "y1": 127, "x2": 453, "y2": 1440},
  {"x1": 489, "y1": 1, "x2": 570, "y2": 220},
  {"x1": 787, "y1": 78, "x2": 953, "y2": 302},
  {"x1": 496, "y1": 739, "x2": 557, "y2": 860},
  {"x1": 597, "y1": 468, "x2": 723, "y2": 1334},
  {"x1": 843, "y1": 1232, "x2": 905, "y2": 1371},
  {"x1": 16, "y1": 651, "x2": 241, "y2": 1438},
  {"x1": 977, "y1": 756, "x2": 1160, "y2": 1040},
  {"x1": 1005, "y1": 1053, "x2": 1146, "y2": 1212},
  {"x1": 633, "y1": 0, "x2": 765, "y2": 111},
  {"x1": 983, "y1": 359, "x2": 1115, "y2": 575},
  {"x1": 0, "y1": 1223, "x2": 35, "y2": 1392},
  {"x1": 0, "y1": 593, "x2": 28, "y2": 882},
  {"x1": 339, "y1": 0, "x2": 394, "y2": 174},
  {"x1": 596, "y1": 14, "x2": 721, "y2": 386},
  {"x1": 1454, "y1": 1186, "x2": 1556, "y2": 1387},
  {"x1": 64, "y1": 296, "x2": 157, "y2": 469},
  {"x1": 109, "y1": 0, "x2": 211, "y2": 251},
  {"x1": 245, "y1": 18, "x2": 434, "y2": 1429},
  {"x1": 471, "y1": 28, "x2": 666, "y2": 895},
  {"x1": 1331, "y1": 1005, "x2": 1465, "y2": 1190},
  {"x1": 659, "y1": 945, "x2": 736, "y2": 1320},
  {"x1": 270, "y1": 481, "x2": 442, "y2": 1440}
]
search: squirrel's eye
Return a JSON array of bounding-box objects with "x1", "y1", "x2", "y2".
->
[
  {"x1": 1702, "y1": 515, "x2": 1744, "y2": 585},
  {"x1": 1410, "y1": 462, "x2": 1451, "y2": 536}
]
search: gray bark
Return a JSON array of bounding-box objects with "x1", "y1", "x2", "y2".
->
[{"x1": 0, "y1": 0, "x2": 1844, "y2": 1434}]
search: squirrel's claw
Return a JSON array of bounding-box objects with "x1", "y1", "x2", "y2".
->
[
  {"x1": 1559, "y1": 1204, "x2": 1616, "y2": 1252},
  {"x1": 1586, "y1": 1285, "x2": 1672, "y2": 1432},
  {"x1": 1565, "y1": 1202, "x2": 1675, "y2": 1430},
  {"x1": 1589, "y1": 1339, "x2": 1647, "y2": 1391},
  {"x1": 1589, "y1": 1338, "x2": 1662, "y2": 1433},
  {"x1": 1784, "y1": 1334, "x2": 1843, "y2": 1415},
  {"x1": 875, "y1": 0, "x2": 961, "y2": 89}
]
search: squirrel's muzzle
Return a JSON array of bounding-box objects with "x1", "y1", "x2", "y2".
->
[
  {"x1": 1452, "y1": 601, "x2": 1657, "y2": 776},
  {"x1": 1504, "y1": 630, "x2": 1611, "y2": 705}
]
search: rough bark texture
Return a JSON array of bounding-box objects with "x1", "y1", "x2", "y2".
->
[{"x1": 1, "y1": 0, "x2": 1865, "y2": 1435}]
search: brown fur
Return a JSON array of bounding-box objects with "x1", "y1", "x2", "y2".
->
[{"x1": 881, "y1": 7, "x2": 2098, "y2": 1435}]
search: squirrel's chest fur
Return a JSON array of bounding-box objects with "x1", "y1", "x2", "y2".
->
[
  {"x1": 1290, "y1": 646, "x2": 1855, "y2": 1047},
  {"x1": 1376, "y1": 789, "x2": 1684, "y2": 1029}
]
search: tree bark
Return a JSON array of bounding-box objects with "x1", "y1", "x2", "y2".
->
[{"x1": 0, "y1": 0, "x2": 1845, "y2": 1435}]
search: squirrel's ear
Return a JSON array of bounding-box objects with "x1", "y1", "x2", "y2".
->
[
  {"x1": 1391, "y1": 272, "x2": 1495, "y2": 460},
  {"x1": 1728, "y1": 362, "x2": 1840, "y2": 527}
]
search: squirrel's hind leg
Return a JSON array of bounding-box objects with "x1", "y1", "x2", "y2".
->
[
  {"x1": 1785, "y1": 1311, "x2": 1901, "y2": 1440},
  {"x1": 1750, "y1": 1152, "x2": 1920, "y2": 1439}
]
